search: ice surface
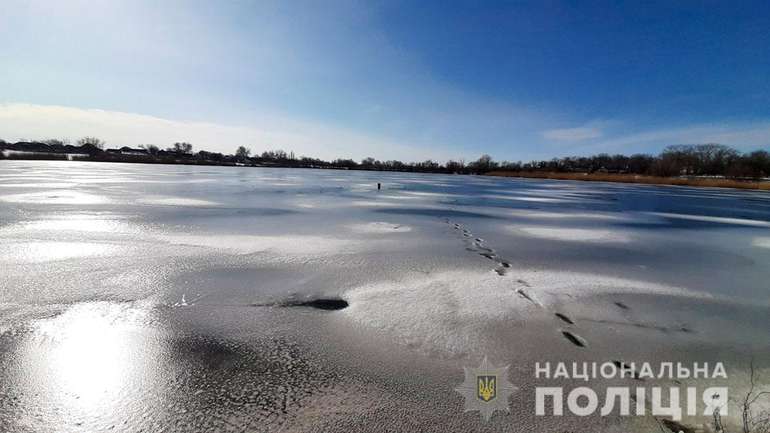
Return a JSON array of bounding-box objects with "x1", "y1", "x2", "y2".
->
[
  {"x1": 0, "y1": 161, "x2": 769, "y2": 432},
  {"x1": 138, "y1": 196, "x2": 222, "y2": 207}
]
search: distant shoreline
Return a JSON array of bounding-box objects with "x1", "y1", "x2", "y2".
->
[
  {"x1": 4, "y1": 144, "x2": 770, "y2": 191},
  {"x1": 4, "y1": 154, "x2": 770, "y2": 192},
  {"x1": 0, "y1": 151, "x2": 451, "y2": 173},
  {"x1": 0, "y1": 144, "x2": 452, "y2": 173},
  {"x1": 486, "y1": 170, "x2": 770, "y2": 191}
]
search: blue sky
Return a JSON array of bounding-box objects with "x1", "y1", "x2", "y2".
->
[{"x1": 1, "y1": 0, "x2": 769, "y2": 162}]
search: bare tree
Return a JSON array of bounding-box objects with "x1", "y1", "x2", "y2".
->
[
  {"x1": 140, "y1": 144, "x2": 160, "y2": 155},
  {"x1": 235, "y1": 146, "x2": 251, "y2": 161},
  {"x1": 469, "y1": 154, "x2": 497, "y2": 173},
  {"x1": 261, "y1": 149, "x2": 288, "y2": 161},
  {"x1": 76, "y1": 136, "x2": 105, "y2": 149},
  {"x1": 741, "y1": 359, "x2": 770, "y2": 433},
  {"x1": 43, "y1": 138, "x2": 70, "y2": 147},
  {"x1": 171, "y1": 142, "x2": 193, "y2": 154}
]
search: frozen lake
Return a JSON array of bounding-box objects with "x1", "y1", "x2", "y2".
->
[{"x1": 1, "y1": 160, "x2": 769, "y2": 432}]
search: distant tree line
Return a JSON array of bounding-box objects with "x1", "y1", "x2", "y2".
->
[
  {"x1": 495, "y1": 144, "x2": 770, "y2": 179},
  {"x1": 330, "y1": 144, "x2": 770, "y2": 179},
  {"x1": 1, "y1": 138, "x2": 768, "y2": 179}
]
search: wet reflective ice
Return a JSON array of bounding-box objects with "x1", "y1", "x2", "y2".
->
[{"x1": 1, "y1": 160, "x2": 769, "y2": 432}]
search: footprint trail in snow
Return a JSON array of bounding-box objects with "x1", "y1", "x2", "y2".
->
[{"x1": 444, "y1": 218, "x2": 590, "y2": 349}]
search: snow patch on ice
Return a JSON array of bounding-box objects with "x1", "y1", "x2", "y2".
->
[
  {"x1": 344, "y1": 270, "x2": 693, "y2": 356},
  {"x1": 753, "y1": 237, "x2": 770, "y2": 249},
  {"x1": 402, "y1": 191, "x2": 458, "y2": 198},
  {"x1": 138, "y1": 196, "x2": 219, "y2": 207},
  {"x1": 9, "y1": 216, "x2": 135, "y2": 234},
  {"x1": 0, "y1": 182, "x2": 77, "y2": 188},
  {"x1": 645, "y1": 212, "x2": 770, "y2": 228},
  {"x1": 349, "y1": 222, "x2": 412, "y2": 234},
  {"x1": 344, "y1": 271, "x2": 525, "y2": 356},
  {"x1": 158, "y1": 234, "x2": 360, "y2": 256},
  {"x1": 0, "y1": 191, "x2": 109, "y2": 205},
  {"x1": 508, "y1": 210, "x2": 628, "y2": 221},
  {"x1": 483, "y1": 194, "x2": 572, "y2": 203},
  {"x1": 0, "y1": 241, "x2": 118, "y2": 263},
  {"x1": 512, "y1": 226, "x2": 632, "y2": 243},
  {"x1": 351, "y1": 200, "x2": 403, "y2": 207}
]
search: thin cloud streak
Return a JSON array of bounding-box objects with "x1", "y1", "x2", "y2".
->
[
  {"x1": 543, "y1": 126, "x2": 603, "y2": 141},
  {"x1": 584, "y1": 123, "x2": 770, "y2": 155},
  {"x1": 0, "y1": 103, "x2": 460, "y2": 162}
]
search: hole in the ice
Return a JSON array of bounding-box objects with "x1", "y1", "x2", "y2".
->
[{"x1": 284, "y1": 298, "x2": 349, "y2": 310}]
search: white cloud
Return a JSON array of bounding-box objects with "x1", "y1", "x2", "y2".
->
[
  {"x1": 542, "y1": 126, "x2": 603, "y2": 141},
  {"x1": 0, "y1": 103, "x2": 455, "y2": 162},
  {"x1": 3, "y1": 103, "x2": 768, "y2": 164},
  {"x1": 536, "y1": 120, "x2": 770, "y2": 158},
  {"x1": 604, "y1": 123, "x2": 770, "y2": 149},
  {"x1": 578, "y1": 122, "x2": 770, "y2": 155}
]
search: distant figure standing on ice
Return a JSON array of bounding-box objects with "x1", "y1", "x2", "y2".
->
[{"x1": 377, "y1": 182, "x2": 381, "y2": 190}]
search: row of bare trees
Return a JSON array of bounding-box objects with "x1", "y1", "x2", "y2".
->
[
  {"x1": 2, "y1": 138, "x2": 768, "y2": 178},
  {"x1": 350, "y1": 145, "x2": 770, "y2": 178},
  {"x1": 493, "y1": 144, "x2": 770, "y2": 179}
]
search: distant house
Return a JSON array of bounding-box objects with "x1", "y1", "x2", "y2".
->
[
  {"x1": 106, "y1": 147, "x2": 148, "y2": 156},
  {"x1": 119, "y1": 146, "x2": 148, "y2": 156}
]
